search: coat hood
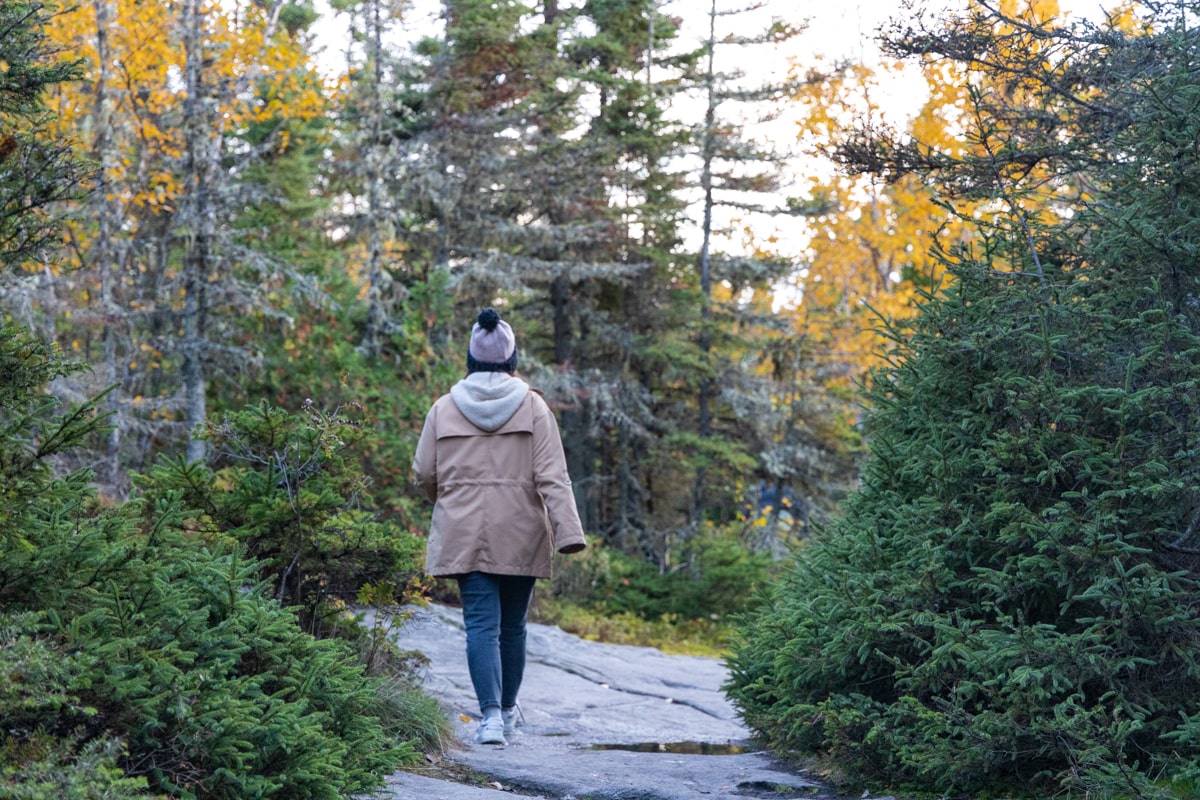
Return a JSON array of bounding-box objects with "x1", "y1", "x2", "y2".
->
[{"x1": 449, "y1": 372, "x2": 530, "y2": 432}]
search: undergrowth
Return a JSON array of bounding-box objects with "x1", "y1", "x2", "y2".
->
[{"x1": 530, "y1": 596, "x2": 732, "y2": 657}]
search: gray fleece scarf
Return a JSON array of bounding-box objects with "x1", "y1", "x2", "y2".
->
[{"x1": 449, "y1": 372, "x2": 530, "y2": 432}]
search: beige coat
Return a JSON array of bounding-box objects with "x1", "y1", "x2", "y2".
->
[{"x1": 412, "y1": 379, "x2": 586, "y2": 578}]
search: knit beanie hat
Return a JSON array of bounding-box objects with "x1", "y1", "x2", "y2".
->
[{"x1": 467, "y1": 308, "x2": 518, "y2": 374}]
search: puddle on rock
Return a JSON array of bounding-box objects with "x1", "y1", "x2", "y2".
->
[{"x1": 584, "y1": 741, "x2": 750, "y2": 755}]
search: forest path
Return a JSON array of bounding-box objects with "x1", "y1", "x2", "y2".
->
[{"x1": 376, "y1": 603, "x2": 892, "y2": 800}]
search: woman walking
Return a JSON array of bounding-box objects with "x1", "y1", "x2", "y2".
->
[{"x1": 412, "y1": 307, "x2": 586, "y2": 745}]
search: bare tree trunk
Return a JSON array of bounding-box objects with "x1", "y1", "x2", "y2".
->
[
  {"x1": 551, "y1": 272, "x2": 571, "y2": 363},
  {"x1": 180, "y1": 0, "x2": 212, "y2": 463},
  {"x1": 690, "y1": 0, "x2": 719, "y2": 525},
  {"x1": 175, "y1": 0, "x2": 287, "y2": 463},
  {"x1": 94, "y1": 0, "x2": 126, "y2": 486},
  {"x1": 359, "y1": 0, "x2": 388, "y2": 356}
]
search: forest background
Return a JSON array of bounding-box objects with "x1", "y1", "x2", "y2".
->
[
  {"x1": 7, "y1": 0, "x2": 1200, "y2": 798},
  {"x1": 9, "y1": 0, "x2": 947, "y2": 641}
]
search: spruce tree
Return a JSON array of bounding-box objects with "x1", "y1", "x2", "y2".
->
[
  {"x1": 727, "y1": 3, "x2": 1200, "y2": 797},
  {"x1": 0, "y1": 1, "x2": 87, "y2": 273},
  {"x1": 684, "y1": 0, "x2": 802, "y2": 526}
]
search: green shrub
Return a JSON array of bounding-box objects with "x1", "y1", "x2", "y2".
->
[
  {"x1": 0, "y1": 612, "x2": 160, "y2": 800},
  {"x1": 56, "y1": 520, "x2": 412, "y2": 799},
  {"x1": 238, "y1": 268, "x2": 459, "y2": 521},
  {"x1": 136, "y1": 400, "x2": 427, "y2": 626},
  {"x1": 318, "y1": 604, "x2": 452, "y2": 754},
  {"x1": 0, "y1": 325, "x2": 422, "y2": 798},
  {"x1": 3, "y1": 477, "x2": 414, "y2": 798},
  {"x1": 726, "y1": 263, "x2": 1200, "y2": 799},
  {"x1": 546, "y1": 526, "x2": 771, "y2": 640}
]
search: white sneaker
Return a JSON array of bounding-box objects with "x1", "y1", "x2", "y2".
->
[
  {"x1": 474, "y1": 715, "x2": 506, "y2": 745},
  {"x1": 502, "y1": 704, "x2": 524, "y2": 736}
]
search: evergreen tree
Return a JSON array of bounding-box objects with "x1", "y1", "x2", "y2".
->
[
  {"x1": 0, "y1": 1, "x2": 88, "y2": 274},
  {"x1": 552, "y1": 0, "x2": 698, "y2": 556},
  {"x1": 727, "y1": 3, "x2": 1200, "y2": 798},
  {"x1": 684, "y1": 0, "x2": 802, "y2": 526},
  {"x1": 324, "y1": 0, "x2": 411, "y2": 357},
  {"x1": 0, "y1": 329, "x2": 160, "y2": 797}
]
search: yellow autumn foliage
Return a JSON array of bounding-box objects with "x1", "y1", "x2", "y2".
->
[
  {"x1": 779, "y1": 57, "x2": 973, "y2": 390},
  {"x1": 45, "y1": 0, "x2": 328, "y2": 232},
  {"x1": 781, "y1": 0, "x2": 1076, "y2": 390}
]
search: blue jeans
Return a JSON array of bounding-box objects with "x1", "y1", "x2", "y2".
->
[{"x1": 456, "y1": 571, "x2": 537, "y2": 714}]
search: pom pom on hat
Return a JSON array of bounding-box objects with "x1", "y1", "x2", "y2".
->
[
  {"x1": 467, "y1": 307, "x2": 518, "y2": 373},
  {"x1": 477, "y1": 308, "x2": 501, "y2": 331}
]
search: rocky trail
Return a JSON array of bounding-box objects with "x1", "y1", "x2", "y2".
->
[{"x1": 376, "y1": 604, "x2": 894, "y2": 800}]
